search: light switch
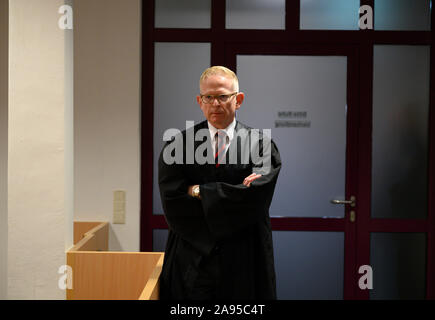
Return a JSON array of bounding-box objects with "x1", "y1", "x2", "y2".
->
[
  {"x1": 113, "y1": 190, "x2": 126, "y2": 224},
  {"x1": 114, "y1": 190, "x2": 126, "y2": 202}
]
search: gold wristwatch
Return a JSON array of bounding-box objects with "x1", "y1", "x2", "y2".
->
[{"x1": 192, "y1": 185, "x2": 201, "y2": 199}]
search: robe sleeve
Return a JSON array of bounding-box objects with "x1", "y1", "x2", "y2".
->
[
  {"x1": 158, "y1": 142, "x2": 216, "y2": 255},
  {"x1": 200, "y1": 138, "x2": 282, "y2": 240}
]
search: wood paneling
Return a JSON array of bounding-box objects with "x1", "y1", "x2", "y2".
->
[
  {"x1": 67, "y1": 251, "x2": 163, "y2": 300},
  {"x1": 73, "y1": 221, "x2": 103, "y2": 244},
  {"x1": 68, "y1": 222, "x2": 164, "y2": 300}
]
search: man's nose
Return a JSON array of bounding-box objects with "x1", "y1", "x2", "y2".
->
[{"x1": 211, "y1": 97, "x2": 221, "y2": 106}]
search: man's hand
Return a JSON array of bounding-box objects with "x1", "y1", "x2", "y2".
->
[
  {"x1": 187, "y1": 173, "x2": 261, "y2": 196},
  {"x1": 243, "y1": 173, "x2": 262, "y2": 187},
  {"x1": 188, "y1": 185, "x2": 200, "y2": 199},
  {"x1": 187, "y1": 185, "x2": 195, "y2": 197}
]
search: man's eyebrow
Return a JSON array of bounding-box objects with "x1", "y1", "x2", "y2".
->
[{"x1": 202, "y1": 93, "x2": 231, "y2": 96}]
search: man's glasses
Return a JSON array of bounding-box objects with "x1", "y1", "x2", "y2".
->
[{"x1": 200, "y1": 92, "x2": 238, "y2": 104}]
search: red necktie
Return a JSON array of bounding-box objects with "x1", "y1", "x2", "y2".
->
[{"x1": 215, "y1": 130, "x2": 227, "y2": 168}]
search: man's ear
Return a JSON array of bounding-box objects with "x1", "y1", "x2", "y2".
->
[
  {"x1": 235, "y1": 92, "x2": 245, "y2": 109},
  {"x1": 196, "y1": 95, "x2": 202, "y2": 107}
]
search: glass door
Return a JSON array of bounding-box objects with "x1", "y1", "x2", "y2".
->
[{"x1": 226, "y1": 44, "x2": 359, "y2": 299}]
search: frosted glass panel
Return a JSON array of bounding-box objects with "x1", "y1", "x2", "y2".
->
[
  {"x1": 273, "y1": 231, "x2": 344, "y2": 299},
  {"x1": 300, "y1": 0, "x2": 360, "y2": 30},
  {"x1": 153, "y1": 229, "x2": 169, "y2": 252},
  {"x1": 237, "y1": 55, "x2": 347, "y2": 218},
  {"x1": 372, "y1": 46, "x2": 429, "y2": 219},
  {"x1": 153, "y1": 43, "x2": 210, "y2": 215},
  {"x1": 226, "y1": 0, "x2": 285, "y2": 29},
  {"x1": 370, "y1": 233, "x2": 426, "y2": 299},
  {"x1": 155, "y1": 0, "x2": 211, "y2": 28},
  {"x1": 375, "y1": 0, "x2": 431, "y2": 30}
]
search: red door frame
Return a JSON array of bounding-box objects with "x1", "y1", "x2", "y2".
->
[{"x1": 140, "y1": 0, "x2": 435, "y2": 299}]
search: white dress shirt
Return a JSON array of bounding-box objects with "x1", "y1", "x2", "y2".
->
[{"x1": 207, "y1": 117, "x2": 236, "y2": 157}]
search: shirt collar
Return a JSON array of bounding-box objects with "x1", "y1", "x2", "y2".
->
[{"x1": 208, "y1": 118, "x2": 236, "y2": 142}]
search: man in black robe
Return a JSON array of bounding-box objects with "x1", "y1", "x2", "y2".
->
[{"x1": 158, "y1": 66, "x2": 281, "y2": 300}]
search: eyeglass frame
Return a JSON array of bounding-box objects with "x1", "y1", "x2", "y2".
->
[{"x1": 199, "y1": 92, "x2": 238, "y2": 104}]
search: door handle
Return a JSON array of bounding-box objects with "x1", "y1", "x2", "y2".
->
[{"x1": 330, "y1": 196, "x2": 356, "y2": 207}]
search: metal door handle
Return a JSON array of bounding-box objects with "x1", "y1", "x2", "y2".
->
[{"x1": 331, "y1": 196, "x2": 356, "y2": 207}]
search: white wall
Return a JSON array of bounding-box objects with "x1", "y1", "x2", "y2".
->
[
  {"x1": 0, "y1": 0, "x2": 8, "y2": 301},
  {"x1": 64, "y1": 0, "x2": 74, "y2": 253},
  {"x1": 3, "y1": 0, "x2": 141, "y2": 299},
  {"x1": 73, "y1": 0, "x2": 141, "y2": 252},
  {"x1": 8, "y1": 0, "x2": 73, "y2": 299}
]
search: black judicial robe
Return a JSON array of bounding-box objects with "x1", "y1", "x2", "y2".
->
[{"x1": 158, "y1": 120, "x2": 281, "y2": 300}]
